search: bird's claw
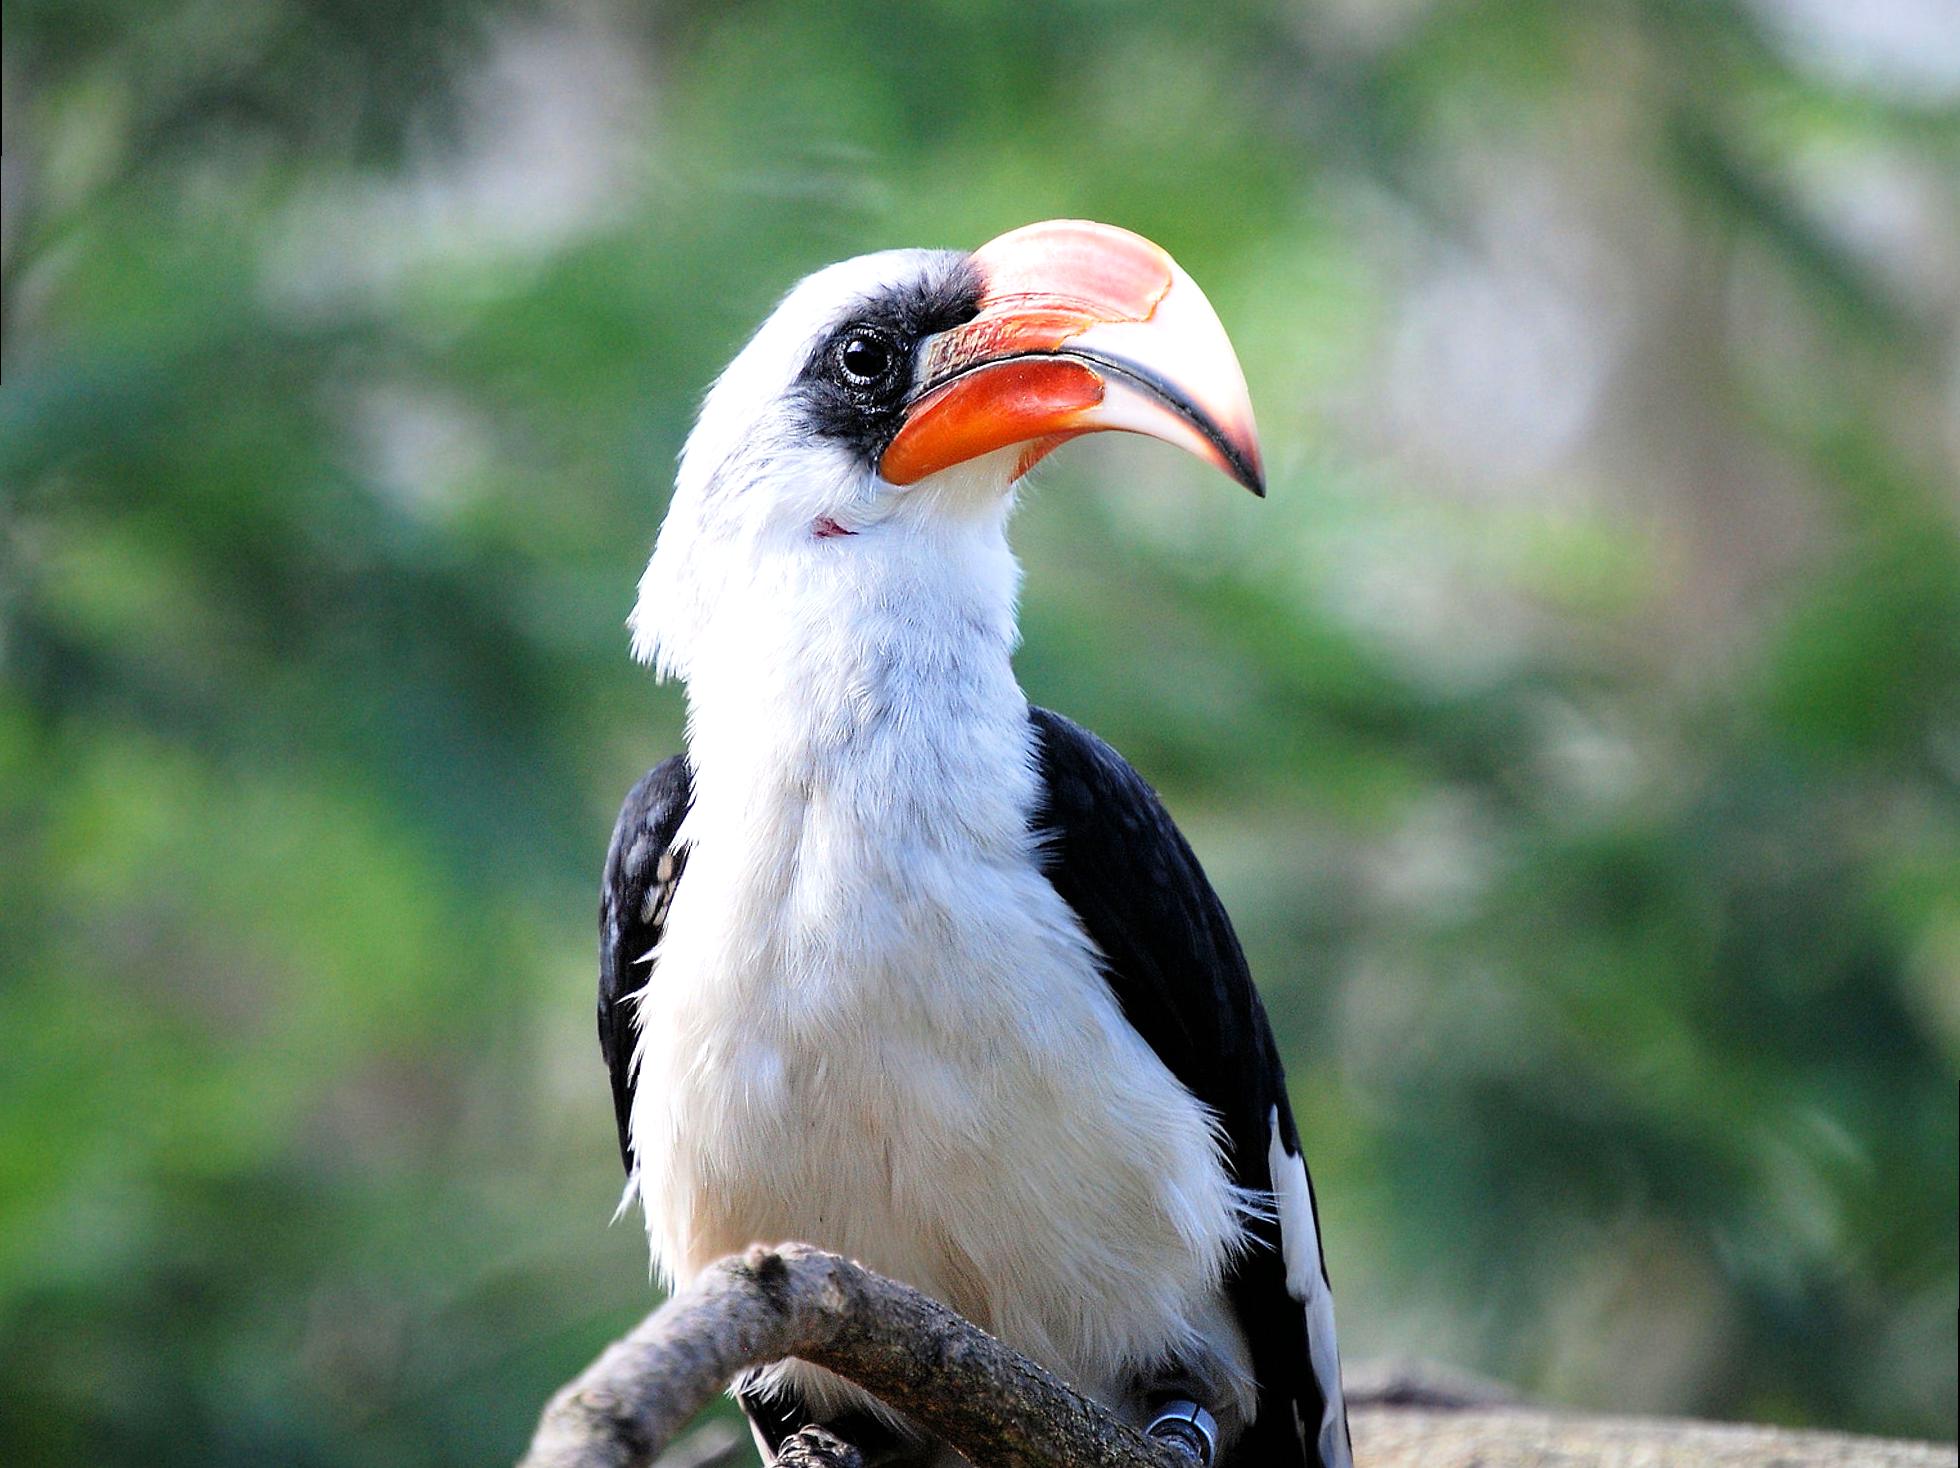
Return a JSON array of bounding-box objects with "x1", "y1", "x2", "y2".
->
[{"x1": 773, "y1": 1425, "x2": 864, "y2": 1468}]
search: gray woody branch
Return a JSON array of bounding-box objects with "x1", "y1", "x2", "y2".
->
[
  {"x1": 520, "y1": 1242, "x2": 1186, "y2": 1468},
  {"x1": 521, "y1": 1242, "x2": 1959, "y2": 1468}
]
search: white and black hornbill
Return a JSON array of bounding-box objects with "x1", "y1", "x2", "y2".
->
[{"x1": 599, "y1": 221, "x2": 1351, "y2": 1468}]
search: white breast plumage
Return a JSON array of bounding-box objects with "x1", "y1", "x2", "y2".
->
[{"x1": 623, "y1": 508, "x2": 1253, "y2": 1432}]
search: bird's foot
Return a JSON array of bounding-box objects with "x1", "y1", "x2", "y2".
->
[{"x1": 773, "y1": 1425, "x2": 865, "y2": 1468}]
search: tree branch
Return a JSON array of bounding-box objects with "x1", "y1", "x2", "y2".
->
[
  {"x1": 1353, "y1": 1405, "x2": 1955, "y2": 1467},
  {"x1": 523, "y1": 1242, "x2": 1959, "y2": 1468},
  {"x1": 520, "y1": 1242, "x2": 1190, "y2": 1468}
]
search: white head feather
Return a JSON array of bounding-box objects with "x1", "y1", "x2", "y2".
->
[{"x1": 629, "y1": 247, "x2": 1005, "y2": 685}]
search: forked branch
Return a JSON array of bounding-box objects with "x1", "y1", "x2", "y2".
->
[
  {"x1": 520, "y1": 1242, "x2": 1188, "y2": 1468},
  {"x1": 522, "y1": 1243, "x2": 1959, "y2": 1468}
]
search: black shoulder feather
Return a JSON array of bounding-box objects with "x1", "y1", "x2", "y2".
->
[
  {"x1": 598, "y1": 756, "x2": 693, "y2": 1173},
  {"x1": 1028, "y1": 706, "x2": 1344, "y2": 1468}
]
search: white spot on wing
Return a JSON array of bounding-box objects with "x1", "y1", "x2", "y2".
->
[{"x1": 1268, "y1": 1106, "x2": 1351, "y2": 1468}]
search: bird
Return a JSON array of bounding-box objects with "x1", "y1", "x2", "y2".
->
[{"x1": 598, "y1": 219, "x2": 1351, "y2": 1468}]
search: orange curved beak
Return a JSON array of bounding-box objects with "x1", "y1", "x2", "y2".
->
[{"x1": 879, "y1": 220, "x2": 1265, "y2": 496}]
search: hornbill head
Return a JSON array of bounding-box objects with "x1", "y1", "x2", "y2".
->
[{"x1": 633, "y1": 220, "x2": 1262, "y2": 679}]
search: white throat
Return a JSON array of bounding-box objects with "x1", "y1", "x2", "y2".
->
[{"x1": 677, "y1": 493, "x2": 1028, "y2": 828}]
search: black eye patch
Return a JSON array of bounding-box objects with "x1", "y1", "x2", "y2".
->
[{"x1": 796, "y1": 254, "x2": 984, "y2": 464}]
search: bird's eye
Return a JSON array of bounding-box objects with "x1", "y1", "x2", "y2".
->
[{"x1": 837, "y1": 333, "x2": 894, "y2": 386}]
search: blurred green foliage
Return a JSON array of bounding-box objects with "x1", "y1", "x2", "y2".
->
[{"x1": 3, "y1": 1, "x2": 1956, "y2": 1464}]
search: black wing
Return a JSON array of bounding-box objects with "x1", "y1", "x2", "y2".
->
[
  {"x1": 1028, "y1": 707, "x2": 1348, "y2": 1468},
  {"x1": 598, "y1": 756, "x2": 694, "y2": 1174}
]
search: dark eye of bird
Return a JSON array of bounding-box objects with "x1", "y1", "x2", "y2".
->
[
  {"x1": 837, "y1": 333, "x2": 894, "y2": 386},
  {"x1": 794, "y1": 262, "x2": 982, "y2": 455}
]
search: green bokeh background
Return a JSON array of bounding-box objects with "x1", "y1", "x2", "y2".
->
[{"x1": 3, "y1": 2, "x2": 1956, "y2": 1463}]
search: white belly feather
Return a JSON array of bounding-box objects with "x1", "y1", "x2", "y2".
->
[
  {"x1": 624, "y1": 489, "x2": 1259, "y2": 1441},
  {"x1": 625, "y1": 707, "x2": 1251, "y2": 1430}
]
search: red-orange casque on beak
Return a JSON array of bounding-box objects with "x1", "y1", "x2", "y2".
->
[{"x1": 879, "y1": 220, "x2": 1265, "y2": 495}]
